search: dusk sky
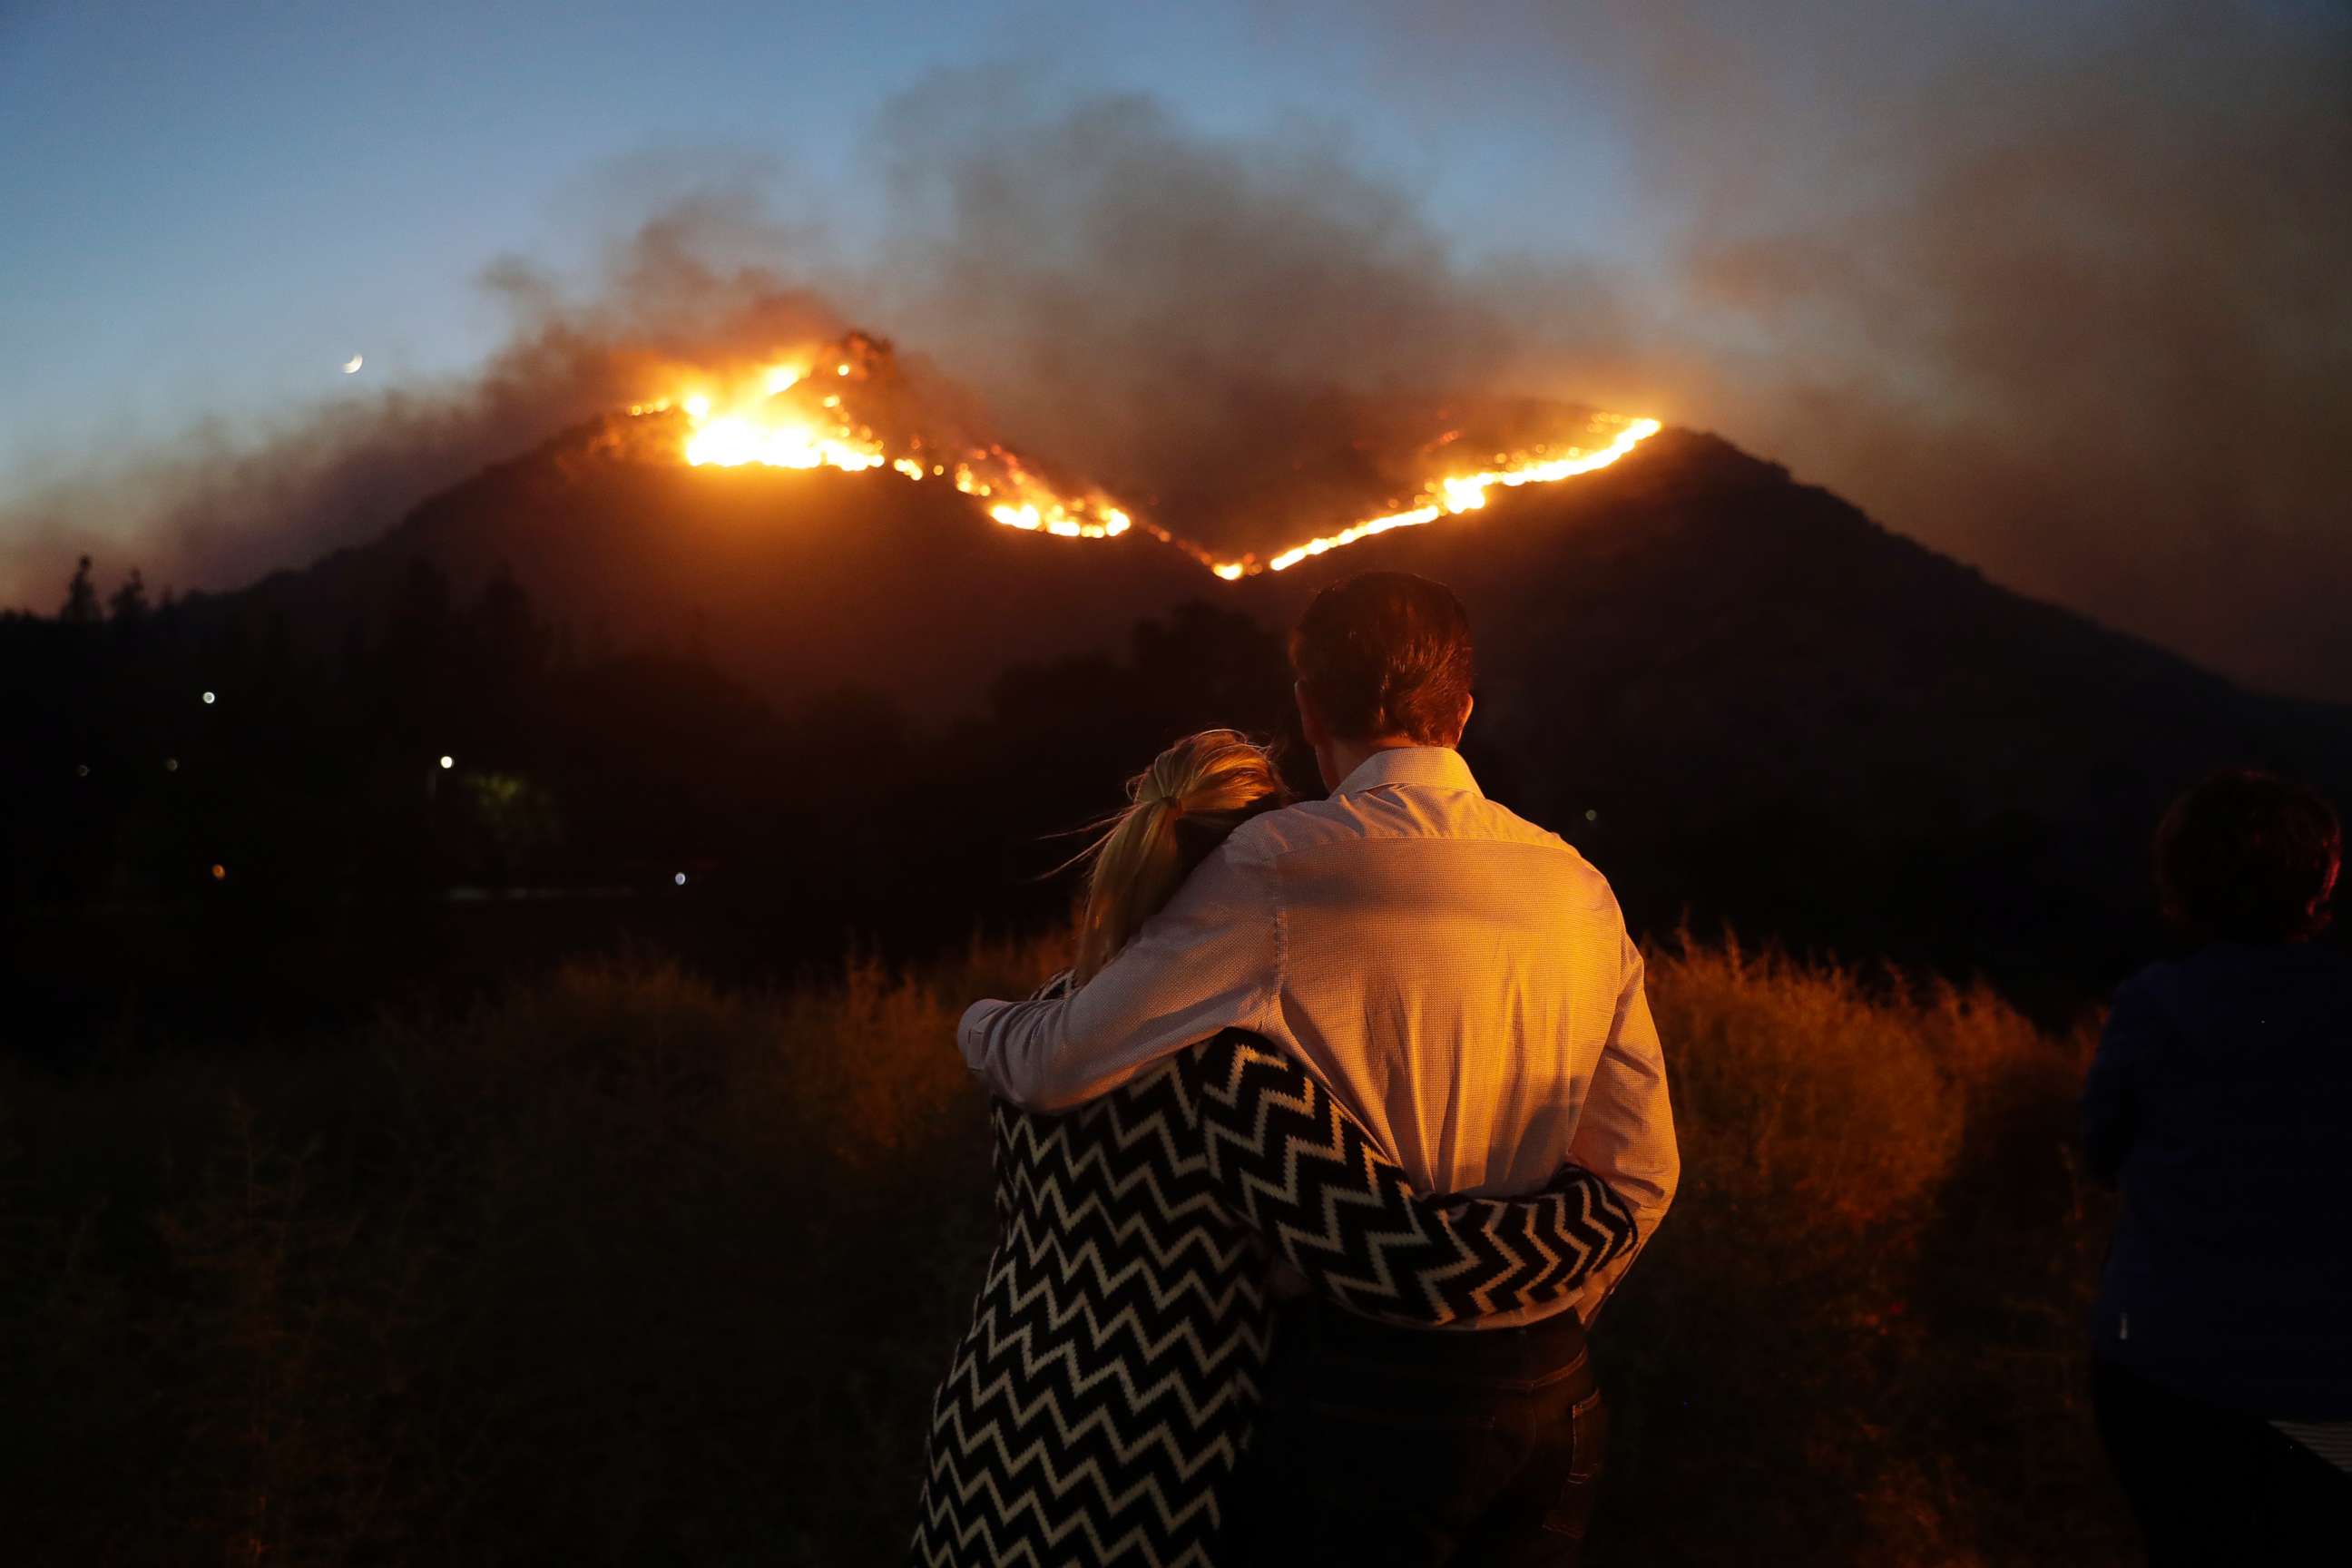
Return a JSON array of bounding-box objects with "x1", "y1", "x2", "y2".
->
[
  {"x1": 0, "y1": 2, "x2": 1634, "y2": 457},
  {"x1": 5, "y1": 1, "x2": 2347, "y2": 696}
]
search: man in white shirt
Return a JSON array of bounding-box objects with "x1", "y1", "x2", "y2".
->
[{"x1": 960, "y1": 571, "x2": 1678, "y2": 1563}]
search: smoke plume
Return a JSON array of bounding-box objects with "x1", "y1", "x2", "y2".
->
[
  {"x1": 1558, "y1": 0, "x2": 2352, "y2": 700},
  {"x1": 6, "y1": 0, "x2": 2347, "y2": 699}
]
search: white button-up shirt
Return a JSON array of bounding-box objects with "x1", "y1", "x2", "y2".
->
[{"x1": 959, "y1": 746, "x2": 1679, "y2": 1328}]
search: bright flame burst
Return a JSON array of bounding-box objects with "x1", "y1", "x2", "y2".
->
[
  {"x1": 630, "y1": 342, "x2": 1658, "y2": 578},
  {"x1": 633, "y1": 345, "x2": 1132, "y2": 540}
]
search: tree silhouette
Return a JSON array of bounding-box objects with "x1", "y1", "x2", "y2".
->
[
  {"x1": 107, "y1": 569, "x2": 149, "y2": 626},
  {"x1": 61, "y1": 555, "x2": 99, "y2": 625}
]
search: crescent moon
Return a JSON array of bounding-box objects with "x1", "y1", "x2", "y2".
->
[{"x1": 342, "y1": 354, "x2": 364, "y2": 374}]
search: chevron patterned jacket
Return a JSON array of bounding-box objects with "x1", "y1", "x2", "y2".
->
[{"x1": 911, "y1": 975, "x2": 1641, "y2": 1568}]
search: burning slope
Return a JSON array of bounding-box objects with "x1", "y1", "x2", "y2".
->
[
  {"x1": 1212, "y1": 413, "x2": 1662, "y2": 579},
  {"x1": 608, "y1": 329, "x2": 1660, "y2": 579},
  {"x1": 606, "y1": 330, "x2": 1134, "y2": 542}
]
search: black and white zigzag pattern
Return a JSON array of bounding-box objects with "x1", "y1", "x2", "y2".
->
[
  {"x1": 1192, "y1": 1038, "x2": 1641, "y2": 1328},
  {"x1": 912, "y1": 995, "x2": 1637, "y2": 1568}
]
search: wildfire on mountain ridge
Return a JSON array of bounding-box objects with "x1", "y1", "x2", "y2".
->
[
  {"x1": 622, "y1": 331, "x2": 1133, "y2": 542},
  {"x1": 621, "y1": 330, "x2": 1660, "y2": 580},
  {"x1": 1209, "y1": 413, "x2": 1663, "y2": 579}
]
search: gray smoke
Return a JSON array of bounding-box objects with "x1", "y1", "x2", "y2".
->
[
  {"x1": 1553, "y1": 0, "x2": 2352, "y2": 700},
  {"x1": 0, "y1": 196, "x2": 846, "y2": 609},
  {"x1": 8, "y1": 0, "x2": 2347, "y2": 699},
  {"x1": 855, "y1": 9, "x2": 2352, "y2": 696}
]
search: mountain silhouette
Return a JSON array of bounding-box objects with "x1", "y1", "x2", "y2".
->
[{"x1": 172, "y1": 414, "x2": 2352, "y2": 1004}]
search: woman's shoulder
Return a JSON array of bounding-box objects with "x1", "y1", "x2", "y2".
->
[{"x1": 1026, "y1": 968, "x2": 1077, "y2": 1003}]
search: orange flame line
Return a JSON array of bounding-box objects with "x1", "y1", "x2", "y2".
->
[
  {"x1": 632, "y1": 388, "x2": 1660, "y2": 583},
  {"x1": 1205, "y1": 417, "x2": 1662, "y2": 580}
]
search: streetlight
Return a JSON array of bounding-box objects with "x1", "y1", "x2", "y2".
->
[{"x1": 439, "y1": 755, "x2": 455, "y2": 770}]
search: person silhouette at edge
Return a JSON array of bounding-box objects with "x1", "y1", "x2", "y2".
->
[{"x1": 2082, "y1": 769, "x2": 2352, "y2": 1560}]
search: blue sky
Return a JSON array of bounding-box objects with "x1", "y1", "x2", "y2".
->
[{"x1": 0, "y1": 0, "x2": 1638, "y2": 472}]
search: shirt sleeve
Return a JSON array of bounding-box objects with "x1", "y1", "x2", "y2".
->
[
  {"x1": 1562, "y1": 935, "x2": 1680, "y2": 1323},
  {"x1": 2083, "y1": 971, "x2": 2161, "y2": 1181},
  {"x1": 1186, "y1": 1032, "x2": 1640, "y2": 1328},
  {"x1": 958, "y1": 838, "x2": 1280, "y2": 1110}
]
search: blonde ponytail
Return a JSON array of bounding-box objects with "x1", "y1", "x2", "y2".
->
[{"x1": 1072, "y1": 730, "x2": 1289, "y2": 984}]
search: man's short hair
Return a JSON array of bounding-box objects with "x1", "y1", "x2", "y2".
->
[
  {"x1": 2156, "y1": 770, "x2": 2341, "y2": 943},
  {"x1": 1289, "y1": 572, "x2": 1475, "y2": 745}
]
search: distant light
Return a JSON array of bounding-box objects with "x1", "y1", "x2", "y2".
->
[
  {"x1": 201, "y1": 691, "x2": 216, "y2": 705},
  {"x1": 74, "y1": 763, "x2": 89, "y2": 778},
  {"x1": 165, "y1": 758, "x2": 179, "y2": 772},
  {"x1": 1584, "y1": 808, "x2": 1599, "y2": 822},
  {"x1": 210, "y1": 864, "x2": 226, "y2": 881},
  {"x1": 835, "y1": 363, "x2": 849, "y2": 376},
  {"x1": 438, "y1": 755, "x2": 454, "y2": 770},
  {"x1": 673, "y1": 872, "x2": 688, "y2": 887}
]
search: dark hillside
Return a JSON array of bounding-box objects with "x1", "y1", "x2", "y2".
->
[
  {"x1": 1245, "y1": 431, "x2": 2352, "y2": 997},
  {"x1": 201, "y1": 420, "x2": 1211, "y2": 720},
  {"x1": 19, "y1": 419, "x2": 2347, "y2": 1038}
]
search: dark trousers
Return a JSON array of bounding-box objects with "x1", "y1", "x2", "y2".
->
[
  {"x1": 2093, "y1": 1360, "x2": 2352, "y2": 1564},
  {"x1": 1221, "y1": 1300, "x2": 1606, "y2": 1567}
]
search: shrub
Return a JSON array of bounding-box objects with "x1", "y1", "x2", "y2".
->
[
  {"x1": 1, "y1": 937, "x2": 1057, "y2": 1564},
  {"x1": 1592, "y1": 939, "x2": 2122, "y2": 1565},
  {"x1": 0, "y1": 934, "x2": 2127, "y2": 1564}
]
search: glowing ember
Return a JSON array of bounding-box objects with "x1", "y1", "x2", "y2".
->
[{"x1": 630, "y1": 335, "x2": 1660, "y2": 580}]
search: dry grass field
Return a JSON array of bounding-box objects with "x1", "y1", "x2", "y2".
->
[{"x1": 2, "y1": 936, "x2": 2131, "y2": 1564}]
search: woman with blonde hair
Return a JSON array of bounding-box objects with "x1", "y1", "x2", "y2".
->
[{"x1": 911, "y1": 730, "x2": 1639, "y2": 1567}]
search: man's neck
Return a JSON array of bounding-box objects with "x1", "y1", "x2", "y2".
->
[{"x1": 1322, "y1": 734, "x2": 1428, "y2": 794}]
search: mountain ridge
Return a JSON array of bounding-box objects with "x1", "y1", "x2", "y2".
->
[{"x1": 163, "y1": 413, "x2": 2352, "y2": 1004}]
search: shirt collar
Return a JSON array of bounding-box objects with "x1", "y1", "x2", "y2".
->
[{"x1": 1333, "y1": 746, "x2": 1484, "y2": 799}]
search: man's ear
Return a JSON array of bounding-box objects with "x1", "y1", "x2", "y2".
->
[
  {"x1": 1453, "y1": 692, "x2": 1475, "y2": 744},
  {"x1": 1294, "y1": 681, "x2": 1328, "y2": 750}
]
